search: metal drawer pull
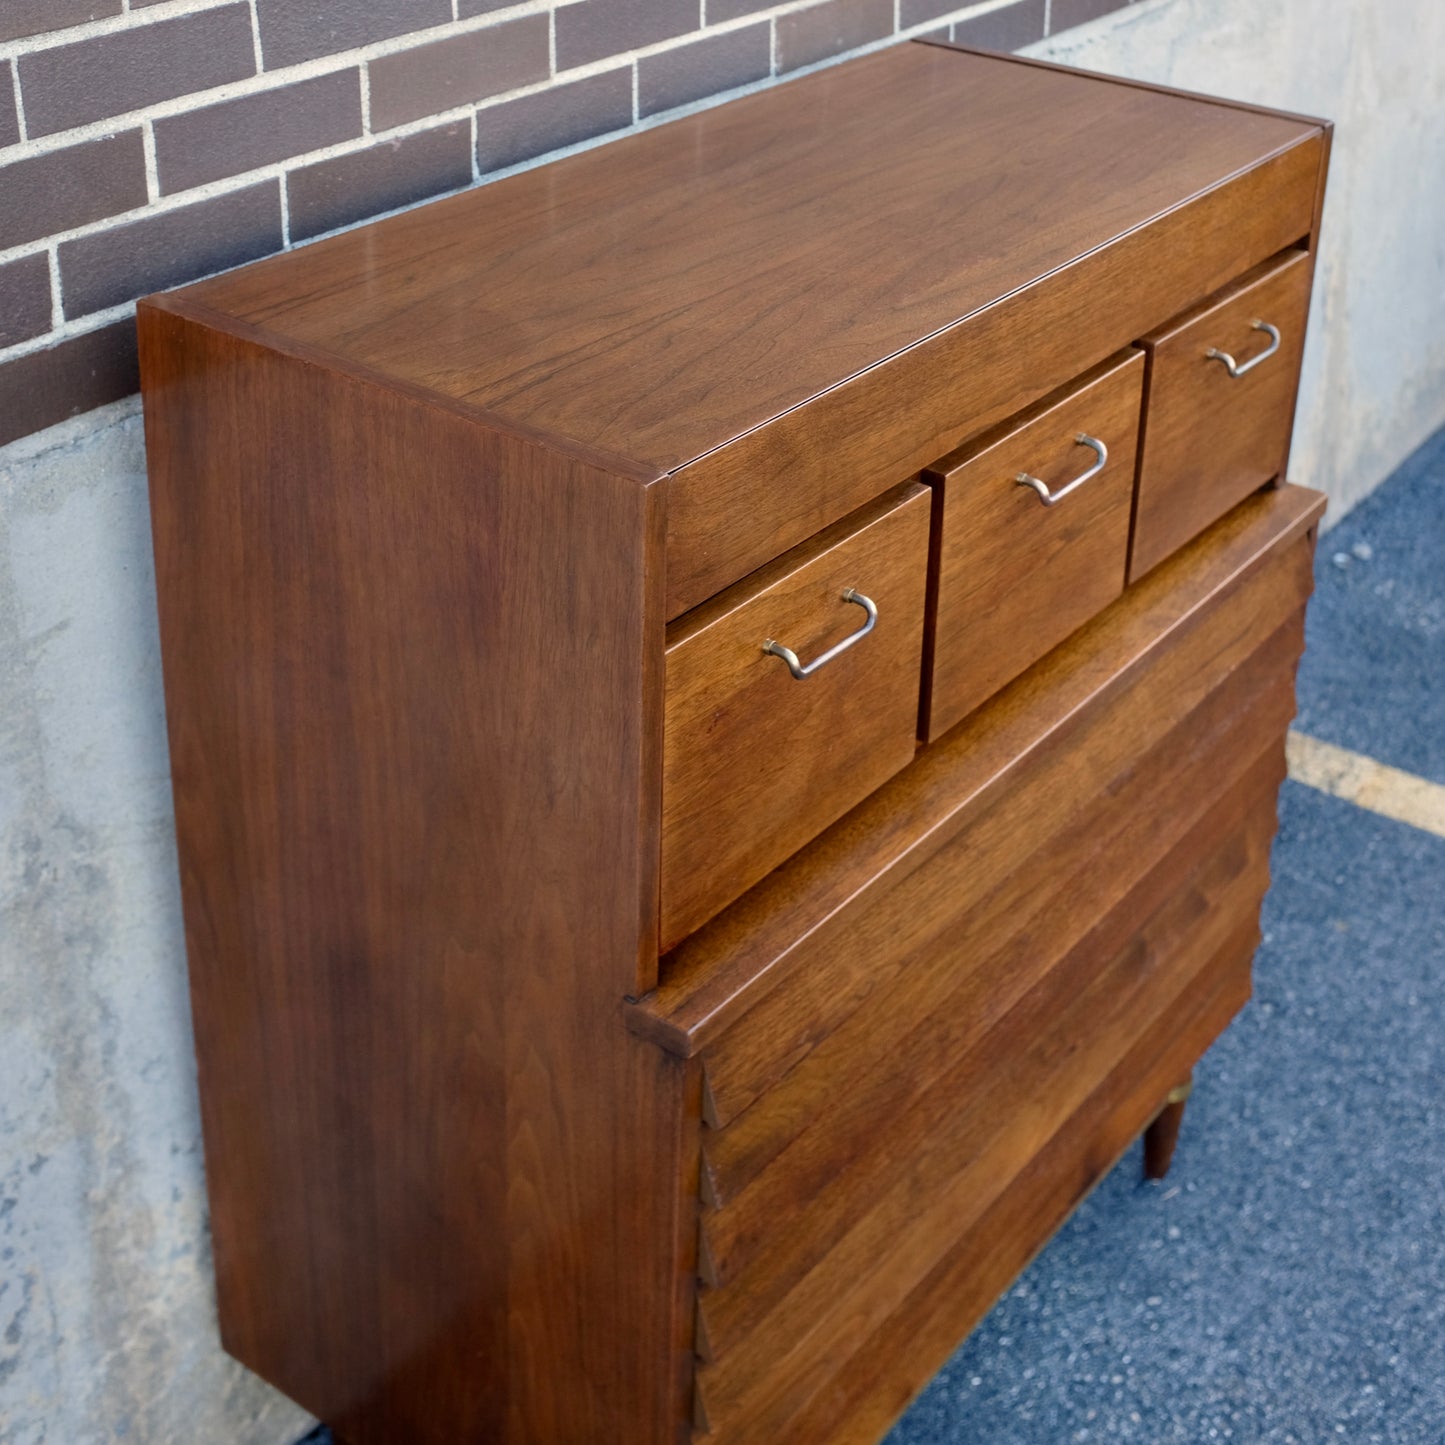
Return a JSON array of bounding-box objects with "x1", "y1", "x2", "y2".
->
[
  {"x1": 1205, "y1": 319, "x2": 1281, "y2": 378},
  {"x1": 1015, "y1": 433, "x2": 1108, "y2": 507},
  {"x1": 763, "y1": 588, "x2": 877, "y2": 679}
]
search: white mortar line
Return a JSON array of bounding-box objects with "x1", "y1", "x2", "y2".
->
[
  {"x1": 631, "y1": 60, "x2": 639, "y2": 123},
  {"x1": 10, "y1": 54, "x2": 27, "y2": 142},
  {"x1": 1287, "y1": 734, "x2": 1445, "y2": 841},
  {"x1": 141, "y1": 121, "x2": 160, "y2": 202},
  {"x1": 247, "y1": 0, "x2": 264, "y2": 71},
  {"x1": 46, "y1": 247, "x2": 63, "y2": 329},
  {"x1": 548, "y1": 6, "x2": 557, "y2": 77},
  {"x1": 360, "y1": 61, "x2": 373, "y2": 133},
  {"x1": 1044, "y1": 0, "x2": 1052, "y2": 36},
  {"x1": 278, "y1": 175, "x2": 291, "y2": 247}
]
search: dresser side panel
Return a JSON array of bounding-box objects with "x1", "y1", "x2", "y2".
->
[{"x1": 137, "y1": 302, "x2": 690, "y2": 1445}]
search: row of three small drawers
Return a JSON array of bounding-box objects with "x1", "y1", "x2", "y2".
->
[{"x1": 660, "y1": 245, "x2": 1313, "y2": 952}]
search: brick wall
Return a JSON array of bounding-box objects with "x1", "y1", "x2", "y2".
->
[{"x1": 0, "y1": 0, "x2": 1135, "y2": 448}]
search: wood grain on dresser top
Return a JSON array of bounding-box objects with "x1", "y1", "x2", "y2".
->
[{"x1": 146, "y1": 41, "x2": 1328, "y2": 615}]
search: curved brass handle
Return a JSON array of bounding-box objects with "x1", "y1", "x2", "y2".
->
[
  {"x1": 763, "y1": 589, "x2": 877, "y2": 679},
  {"x1": 1015, "y1": 434, "x2": 1108, "y2": 508},
  {"x1": 1205, "y1": 319, "x2": 1281, "y2": 378}
]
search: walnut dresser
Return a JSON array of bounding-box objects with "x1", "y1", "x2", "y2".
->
[{"x1": 138, "y1": 40, "x2": 1332, "y2": 1445}]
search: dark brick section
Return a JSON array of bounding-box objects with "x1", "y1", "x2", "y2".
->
[
  {"x1": 0, "y1": 318, "x2": 137, "y2": 448},
  {"x1": 370, "y1": 17, "x2": 550, "y2": 131},
  {"x1": 18, "y1": 4, "x2": 256, "y2": 138},
  {"x1": 0, "y1": 0, "x2": 118, "y2": 44},
  {"x1": 458, "y1": 0, "x2": 526, "y2": 14},
  {"x1": 949, "y1": 0, "x2": 1046, "y2": 47},
  {"x1": 0, "y1": 62, "x2": 19, "y2": 148},
  {"x1": 0, "y1": 131, "x2": 147, "y2": 251},
  {"x1": 707, "y1": 0, "x2": 771, "y2": 24},
  {"x1": 476, "y1": 67, "x2": 633, "y2": 174},
  {"x1": 0, "y1": 254, "x2": 53, "y2": 349},
  {"x1": 153, "y1": 69, "x2": 362, "y2": 195},
  {"x1": 639, "y1": 24, "x2": 771, "y2": 118},
  {"x1": 288, "y1": 123, "x2": 473, "y2": 242},
  {"x1": 256, "y1": 0, "x2": 452, "y2": 69},
  {"x1": 777, "y1": 0, "x2": 893, "y2": 73},
  {"x1": 556, "y1": 0, "x2": 698, "y2": 71},
  {"x1": 58, "y1": 181, "x2": 283, "y2": 318},
  {"x1": 1050, "y1": 0, "x2": 1133, "y2": 32}
]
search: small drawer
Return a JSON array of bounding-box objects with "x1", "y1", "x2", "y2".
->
[
  {"x1": 1130, "y1": 247, "x2": 1313, "y2": 579},
  {"x1": 660, "y1": 484, "x2": 930, "y2": 951},
  {"x1": 921, "y1": 350, "x2": 1144, "y2": 742}
]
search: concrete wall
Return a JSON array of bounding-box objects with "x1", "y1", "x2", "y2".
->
[
  {"x1": 2, "y1": 2, "x2": 1442, "y2": 1441},
  {"x1": 0, "y1": 401, "x2": 312, "y2": 1444}
]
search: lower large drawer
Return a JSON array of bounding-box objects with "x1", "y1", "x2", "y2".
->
[{"x1": 668, "y1": 491, "x2": 1322, "y2": 1444}]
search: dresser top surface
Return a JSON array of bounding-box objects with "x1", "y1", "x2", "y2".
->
[{"x1": 165, "y1": 41, "x2": 1319, "y2": 481}]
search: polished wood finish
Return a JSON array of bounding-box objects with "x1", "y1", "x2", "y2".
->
[
  {"x1": 138, "y1": 302, "x2": 697, "y2": 1445},
  {"x1": 696, "y1": 797, "x2": 1279, "y2": 1440},
  {"x1": 922, "y1": 348, "x2": 1143, "y2": 739},
  {"x1": 699, "y1": 617, "x2": 1305, "y2": 1211},
  {"x1": 168, "y1": 43, "x2": 1323, "y2": 618},
  {"x1": 661, "y1": 485, "x2": 929, "y2": 949},
  {"x1": 760, "y1": 934, "x2": 1255, "y2": 1445},
  {"x1": 1131, "y1": 247, "x2": 1315, "y2": 578},
  {"x1": 1143, "y1": 1078, "x2": 1194, "y2": 1180},
  {"x1": 139, "y1": 42, "x2": 1330, "y2": 1445},
  {"x1": 628, "y1": 485, "x2": 1324, "y2": 1069}
]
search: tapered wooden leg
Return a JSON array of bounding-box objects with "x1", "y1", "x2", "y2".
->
[{"x1": 1143, "y1": 1076, "x2": 1194, "y2": 1180}]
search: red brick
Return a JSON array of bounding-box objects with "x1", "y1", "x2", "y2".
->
[
  {"x1": 369, "y1": 18, "x2": 550, "y2": 132},
  {"x1": 256, "y1": 0, "x2": 451, "y2": 69},
  {"x1": 638, "y1": 25, "x2": 771, "y2": 118},
  {"x1": 556, "y1": 0, "x2": 699, "y2": 71},
  {"x1": 777, "y1": 0, "x2": 893, "y2": 73},
  {"x1": 0, "y1": 319, "x2": 137, "y2": 449},
  {"x1": 154, "y1": 69, "x2": 362, "y2": 195},
  {"x1": 0, "y1": 254, "x2": 52, "y2": 348},
  {"x1": 288, "y1": 123, "x2": 473, "y2": 243},
  {"x1": 475, "y1": 67, "x2": 633, "y2": 174},
  {"x1": 0, "y1": 131, "x2": 148, "y2": 251},
  {"x1": 0, "y1": 0, "x2": 118, "y2": 44},
  {"x1": 58, "y1": 182, "x2": 283, "y2": 318},
  {"x1": 18, "y1": 5, "x2": 256, "y2": 138}
]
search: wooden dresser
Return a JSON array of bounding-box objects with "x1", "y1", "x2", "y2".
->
[{"x1": 138, "y1": 40, "x2": 1332, "y2": 1445}]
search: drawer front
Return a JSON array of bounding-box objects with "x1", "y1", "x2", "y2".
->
[
  {"x1": 922, "y1": 350, "x2": 1143, "y2": 741},
  {"x1": 663, "y1": 128, "x2": 1325, "y2": 619},
  {"x1": 660, "y1": 485, "x2": 930, "y2": 951},
  {"x1": 1131, "y1": 248, "x2": 1314, "y2": 578},
  {"x1": 681, "y1": 499, "x2": 1321, "y2": 1440},
  {"x1": 693, "y1": 762, "x2": 1283, "y2": 1442}
]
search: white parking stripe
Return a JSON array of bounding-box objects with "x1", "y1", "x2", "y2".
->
[{"x1": 1286, "y1": 732, "x2": 1445, "y2": 840}]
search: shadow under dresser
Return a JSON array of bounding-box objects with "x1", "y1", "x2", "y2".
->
[{"x1": 138, "y1": 38, "x2": 1332, "y2": 1445}]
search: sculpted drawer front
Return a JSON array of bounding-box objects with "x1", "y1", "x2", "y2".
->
[
  {"x1": 921, "y1": 350, "x2": 1143, "y2": 741},
  {"x1": 1131, "y1": 247, "x2": 1314, "y2": 579},
  {"x1": 660, "y1": 484, "x2": 931, "y2": 952}
]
